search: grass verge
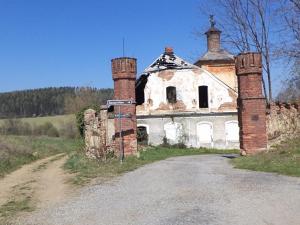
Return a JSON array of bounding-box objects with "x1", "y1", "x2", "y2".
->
[
  {"x1": 64, "y1": 146, "x2": 239, "y2": 185},
  {"x1": 0, "y1": 135, "x2": 82, "y2": 177},
  {"x1": 232, "y1": 137, "x2": 300, "y2": 176},
  {"x1": 0, "y1": 197, "x2": 33, "y2": 219}
]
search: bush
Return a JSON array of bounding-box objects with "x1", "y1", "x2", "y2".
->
[
  {"x1": 76, "y1": 105, "x2": 100, "y2": 138},
  {"x1": 46, "y1": 126, "x2": 60, "y2": 137}
]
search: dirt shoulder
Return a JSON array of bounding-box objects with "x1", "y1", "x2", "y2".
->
[{"x1": 0, "y1": 154, "x2": 75, "y2": 224}]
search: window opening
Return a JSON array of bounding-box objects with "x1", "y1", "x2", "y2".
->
[
  {"x1": 199, "y1": 86, "x2": 208, "y2": 108},
  {"x1": 166, "y1": 86, "x2": 176, "y2": 103}
]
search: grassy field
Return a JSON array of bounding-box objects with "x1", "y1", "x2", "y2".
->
[
  {"x1": 232, "y1": 137, "x2": 300, "y2": 177},
  {"x1": 64, "y1": 146, "x2": 239, "y2": 185},
  {"x1": 0, "y1": 114, "x2": 76, "y2": 130},
  {"x1": 0, "y1": 135, "x2": 82, "y2": 177}
]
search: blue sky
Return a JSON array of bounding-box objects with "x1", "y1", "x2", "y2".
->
[{"x1": 0, "y1": 0, "x2": 284, "y2": 94}]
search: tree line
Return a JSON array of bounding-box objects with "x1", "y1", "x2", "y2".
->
[{"x1": 0, "y1": 87, "x2": 113, "y2": 118}]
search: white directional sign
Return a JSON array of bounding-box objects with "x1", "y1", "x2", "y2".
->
[{"x1": 107, "y1": 100, "x2": 135, "y2": 106}]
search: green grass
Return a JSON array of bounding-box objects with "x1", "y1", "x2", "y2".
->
[
  {"x1": 0, "y1": 197, "x2": 33, "y2": 218},
  {"x1": 0, "y1": 114, "x2": 75, "y2": 130},
  {"x1": 64, "y1": 146, "x2": 239, "y2": 185},
  {"x1": 0, "y1": 135, "x2": 83, "y2": 177},
  {"x1": 232, "y1": 137, "x2": 300, "y2": 176}
]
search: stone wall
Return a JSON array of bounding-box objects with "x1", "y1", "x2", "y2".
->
[
  {"x1": 84, "y1": 107, "x2": 112, "y2": 159},
  {"x1": 267, "y1": 102, "x2": 300, "y2": 144}
]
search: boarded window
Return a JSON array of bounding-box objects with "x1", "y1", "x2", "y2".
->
[
  {"x1": 164, "y1": 122, "x2": 182, "y2": 142},
  {"x1": 225, "y1": 121, "x2": 239, "y2": 142},
  {"x1": 199, "y1": 86, "x2": 208, "y2": 108},
  {"x1": 197, "y1": 122, "x2": 213, "y2": 144},
  {"x1": 166, "y1": 86, "x2": 176, "y2": 103}
]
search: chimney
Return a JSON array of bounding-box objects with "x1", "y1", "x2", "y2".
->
[
  {"x1": 164, "y1": 47, "x2": 174, "y2": 55},
  {"x1": 205, "y1": 15, "x2": 221, "y2": 52}
]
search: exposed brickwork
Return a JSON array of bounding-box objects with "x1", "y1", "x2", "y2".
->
[
  {"x1": 111, "y1": 57, "x2": 137, "y2": 156},
  {"x1": 236, "y1": 52, "x2": 267, "y2": 155}
]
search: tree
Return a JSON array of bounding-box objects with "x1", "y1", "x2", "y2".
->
[
  {"x1": 277, "y1": 0, "x2": 300, "y2": 59},
  {"x1": 275, "y1": 0, "x2": 300, "y2": 101},
  {"x1": 201, "y1": 0, "x2": 276, "y2": 103}
]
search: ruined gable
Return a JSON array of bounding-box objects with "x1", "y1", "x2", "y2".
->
[{"x1": 136, "y1": 49, "x2": 237, "y2": 115}]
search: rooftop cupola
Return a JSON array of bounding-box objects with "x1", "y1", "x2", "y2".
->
[{"x1": 205, "y1": 15, "x2": 221, "y2": 52}]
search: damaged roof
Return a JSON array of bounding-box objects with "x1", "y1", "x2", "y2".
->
[{"x1": 144, "y1": 47, "x2": 197, "y2": 73}]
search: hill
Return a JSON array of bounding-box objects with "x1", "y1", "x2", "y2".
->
[{"x1": 0, "y1": 87, "x2": 113, "y2": 118}]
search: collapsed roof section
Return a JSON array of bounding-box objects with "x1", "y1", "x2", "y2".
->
[{"x1": 144, "y1": 47, "x2": 197, "y2": 73}]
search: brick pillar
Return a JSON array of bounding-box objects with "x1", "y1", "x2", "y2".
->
[
  {"x1": 236, "y1": 52, "x2": 267, "y2": 155},
  {"x1": 111, "y1": 57, "x2": 137, "y2": 156}
]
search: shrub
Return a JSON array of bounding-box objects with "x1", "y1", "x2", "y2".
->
[
  {"x1": 46, "y1": 126, "x2": 60, "y2": 137},
  {"x1": 76, "y1": 105, "x2": 100, "y2": 138}
]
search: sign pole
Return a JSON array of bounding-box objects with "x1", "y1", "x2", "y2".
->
[
  {"x1": 118, "y1": 105, "x2": 124, "y2": 163},
  {"x1": 107, "y1": 99, "x2": 135, "y2": 163}
]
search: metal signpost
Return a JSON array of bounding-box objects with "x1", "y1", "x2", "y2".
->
[{"x1": 107, "y1": 100, "x2": 135, "y2": 163}]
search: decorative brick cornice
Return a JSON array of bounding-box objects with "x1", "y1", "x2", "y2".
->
[
  {"x1": 235, "y1": 52, "x2": 262, "y2": 75},
  {"x1": 111, "y1": 57, "x2": 136, "y2": 80}
]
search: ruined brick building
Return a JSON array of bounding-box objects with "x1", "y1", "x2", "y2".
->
[{"x1": 135, "y1": 22, "x2": 240, "y2": 148}]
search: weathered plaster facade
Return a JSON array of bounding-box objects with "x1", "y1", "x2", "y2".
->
[
  {"x1": 134, "y1": 21, "x2": 242, "y2": 149},
  {"x1": 137, "y1": 113, "x2": 239, "y2": 149},
  {"x1": 200, "y1": 63, "x2": 237, "y2": 91},
  {"x1": 138, "y1": 67, "x2": 237, "y2": 114},
  {"x1": 136, "y1": 44, "x2": 239, "y2": 148}
]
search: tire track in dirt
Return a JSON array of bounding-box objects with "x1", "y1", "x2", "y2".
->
[{"x1": 0, "y1": 154, "x2": 75, "y2": 221}]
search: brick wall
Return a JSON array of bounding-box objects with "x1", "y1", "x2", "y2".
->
[
  {"x1": 111, "y1": 57, "x2": 137, "y2": 156},
  {"x1": 236, "y1": 52, "x2": 267, "y2": 155}
]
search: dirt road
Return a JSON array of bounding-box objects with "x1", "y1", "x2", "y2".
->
[{"x1": 0, "y1": 154, "x2": 74, "y2": 224}]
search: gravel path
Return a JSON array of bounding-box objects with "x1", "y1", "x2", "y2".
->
[{"x1": 16, "y1": 155, "x2": 300, "y2": 225}]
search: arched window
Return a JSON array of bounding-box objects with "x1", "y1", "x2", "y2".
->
[
  {"x1": 166, "y1": 86, "x2": 176, "y2": 103},
  {"x1": 199, "y1": 86, "x2": 208, "y2": 108}
]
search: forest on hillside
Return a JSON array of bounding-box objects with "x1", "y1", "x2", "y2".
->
[{"x1": 0, "y1": 87, "x2": 113, "y2": 118}]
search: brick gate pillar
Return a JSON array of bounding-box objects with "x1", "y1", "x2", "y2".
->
[
  {"x1": 111, "y1": 57, "x2": 137, "y2": 156},
  {"x1": 235, "y1": 52, "x2": 267, "y2": 155}
]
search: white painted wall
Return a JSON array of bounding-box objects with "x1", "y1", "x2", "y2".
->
[{"x1": 143, "y1": 68, "x2": 236, "y2": 112}]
